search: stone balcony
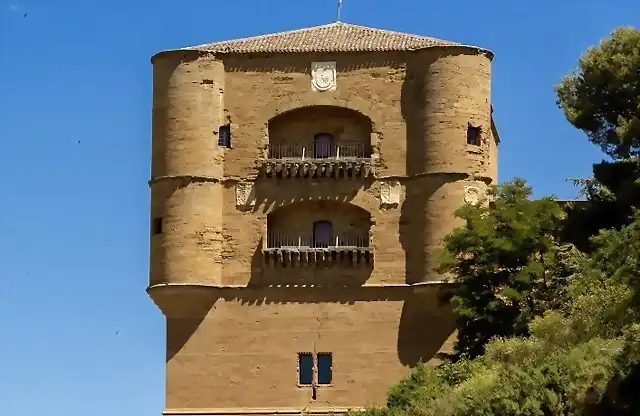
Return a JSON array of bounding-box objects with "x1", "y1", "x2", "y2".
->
[
  {"x1": 262, "y1": 231, "x2": 373, "y2": 266},
  {"x1": 263, "y1": 142, "x2": 374, "y2": 179}
]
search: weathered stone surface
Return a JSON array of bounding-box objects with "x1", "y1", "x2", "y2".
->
[
  {"x1": 235, "y1": 181, "x2": 256, "y2": 207},
  {"x1": 464, "y1": 185, "x2": 480, "y2": 205},
  {"x1": 149, "y1": 31, "x2": 498, "y2": 414},
  {"x1": 380, "y1": 180, "x2": 402, "y2": 206},
  {"x1": 311, "y1": 61, "x2": 337, "y2": 92}
]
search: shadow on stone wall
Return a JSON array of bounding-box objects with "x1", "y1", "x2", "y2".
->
[
  {"x1": 399, "y1": 55, "x2": 469, "y2": 284},
  {"x1": 152, "y1": 286, "x2": 217, "y2": 362},
  {"x1": 222, "y1": 54, "x2": 405, "y2": 74},
  {"x1": 162, "y1": 285, "x2": 455, "y2": 367},
  {"x1": 396, "y1": 56, "x2": 459, "y2": 365},
  {"x1": 397, "y1": 288, "x2": 456, "y2": 366},
  {"x1": 247, "y1": 180, "x2": 375, "y2": 215},
  {"x1": 399, "y1": 55, "x2": 430, "y2": 285}
]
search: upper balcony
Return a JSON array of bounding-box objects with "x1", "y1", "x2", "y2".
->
[{"x1": 263, "y1": 105, "x2": 374, "y2": 179}]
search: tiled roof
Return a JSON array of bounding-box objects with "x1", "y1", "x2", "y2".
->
[{"x1": 175, "y1": 22, "x2": 489, "y2": 55}]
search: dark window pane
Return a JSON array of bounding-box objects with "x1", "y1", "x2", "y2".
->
[
  {"x1": 313, "y1": 221, "x2": 333, "y2": 248},
  {"x1": 152, "y1": 218, "x2": 163, "y2": 235},
  {"x1": 314, "y1": 133, "x2": 333, "y2": 158},
  {"x1": 467, "y1": 126, "x2": 480, "y2": 146},
  {"x1": 317, "y1": 353, "x2": 332, "y2": 385},
  {"x1": 218, "y1": 125, "x2": 231, "y2": 147},
  {"x1": 298, "y1": 353, "x2": 313, "y2": 385}
]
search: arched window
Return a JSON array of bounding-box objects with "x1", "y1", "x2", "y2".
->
[
  {"x1": 314, "y1": 133, "x2": 334, "y2": 158},
  {"x1": 313, "y1": 220, "x2": 333, "y2": 248}
]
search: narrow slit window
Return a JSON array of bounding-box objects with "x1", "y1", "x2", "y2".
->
[
  {"x1": 152, "y1": 218, "x2": 163, "y2": 235},
  {"x1": 218, "y1": 125, "x2": 231, "y2": 148},
  {"x1": 298, "y1": 353, "x2": 313, "y2": 385},
  {"x1": 317, "y1": 353, "x2": 332, "y2": 385},
  {"x1": 467, "y1": 125, "x2": 481, "y2": 146}
]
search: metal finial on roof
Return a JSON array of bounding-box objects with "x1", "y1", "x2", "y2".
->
[{"x1": 336, "y1": 0, "x2": 343, "y2": 22}]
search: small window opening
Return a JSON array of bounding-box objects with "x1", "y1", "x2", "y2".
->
[
  {"x1": 317, "y1": 353, "x2": 332, "y2": 385},
  {"x1": 467, "y1": 125, "x2": 481, "y2": 146},
  {"x1": 313, "y1": 220, "x2": 333, "y2": 248},
  {"x1": 298, "y1": 353, "x2": 313, "y2": 385},
  {"x1": 218, "y1": 124, "x2": 231, "y2": 148},
  {"x1": 152, "y1": 218, "x2": 163, "y2": 235},
  {"x1": 314, "y1": 133, "x2": 334, "y2": 158}
]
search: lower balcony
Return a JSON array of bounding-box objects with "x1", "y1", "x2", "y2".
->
[
  {"x1": 263, "y1": 142, "x2": 373, "y2": 179},
  {"x1": 262, "y1": 229, "x2": 373, "y2": 267}
]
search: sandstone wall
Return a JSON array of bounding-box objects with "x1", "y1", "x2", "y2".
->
[
  {"x1": 149, "y1": 46, "x2": 496, "y2": 414},
  {"x1": 162, "y1": 286, "x2": 455, "y2": 411}
]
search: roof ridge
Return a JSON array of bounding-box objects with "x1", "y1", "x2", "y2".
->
[
  {"x1": 184, "y1": 22, "x2": 343, "y2": 50},
  {"x1": 336, "y1": 22, "x2": 445, "y2": 41}
]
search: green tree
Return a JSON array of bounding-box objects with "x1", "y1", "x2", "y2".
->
[
  {"x1": 436, "y1": 179, "x2": 574, "y2": 358},
  {"x1": 563, "y1": 159, "x2": 640, "y2": 251},
  {"x1": 351, "y1": 214, "x2": 639, "y2": 416},
  {"x1": 556, "y1": 27, "x2": 640, "y2": 250},
  {"x1": 555, "y1": 27, "x2": 640, "y2": 159}
]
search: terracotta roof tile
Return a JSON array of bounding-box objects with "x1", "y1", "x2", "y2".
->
[{"x1": 179, "y1": 22, "x2": 487, "y2": 55}]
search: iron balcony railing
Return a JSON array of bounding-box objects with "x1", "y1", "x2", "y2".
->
[
  {"x1": 267, "y1": 142, "x2": 370, "y2": 160},
  {"x1": 265, "y1": 231, "x2": 371, "y2": 249}
]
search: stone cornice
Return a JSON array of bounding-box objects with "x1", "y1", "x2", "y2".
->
[
  {"x1": 148, "y1": 171, "x2": 493, "y2": 187},
  {"x1": 147, "y1": 281, "x2": 450, "y2": 291}
]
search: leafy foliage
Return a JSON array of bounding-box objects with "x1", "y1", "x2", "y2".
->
[
  {"x1": 564, "y1": 159, "x2": 640, "y2": 251},
  {"x1": 351, "y1": 214, "x2": 640, "y2": 416},
  {"x1": 555, "y1": 27, "x2": 640, "y2": 159},
  {"x1": 589, "y1": 210, "x2": 640, "y2": 310},
  {"x1": 557, "y1": 26, "x2": 640, "y2": 249},
  {"x1": 436, "y1": 179, "x2": 572, "y2": 358}
]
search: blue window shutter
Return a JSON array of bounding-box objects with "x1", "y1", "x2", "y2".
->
[
  {"x1": 317, "y1": 353, "x2": 332, "y2": 385},
  {"x1": 298, "y1": 353, "x2": 313, "y2": 385}
]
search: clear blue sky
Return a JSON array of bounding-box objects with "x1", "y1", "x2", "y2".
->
[{"x1": 1, "y1": 0, "x2": 639, "y2": 415}]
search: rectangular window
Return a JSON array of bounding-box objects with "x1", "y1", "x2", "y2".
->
[
  {"x1": 218, "y1": 125, "x2": 231, "y2": 148},
  {"x1": 467, "y1": 125, "x2": 481, "y2": 146},
  {"x1": 298, "y1": 353, "x2": 313, "y2": 385},
  {"x1": 314, "y1": 133, "x2": 334, "y2": 158},
  {"x1": 313, "y1": 221, "x2": 333, "y2": 248},
  {"x1": 317, "y1": 353, "x2": 332, "y2": 385},
  {"x1": 152, "y1": 218, "x2": 163, "y2": 235}
]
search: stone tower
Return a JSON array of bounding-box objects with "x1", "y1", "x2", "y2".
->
[{"x1": 149, "y1": 22, "x2": 498, "y2": 416}]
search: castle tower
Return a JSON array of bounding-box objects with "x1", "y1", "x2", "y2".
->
[{"x1": 149, "y1": 22, "x2": 498, "y2": 416}]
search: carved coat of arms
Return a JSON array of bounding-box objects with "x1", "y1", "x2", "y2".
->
[
  {"x1": 380, "y1": 180, "x2": 402, "y2": 206},
  {"x1": 311, "y1": 62, "x2": 337, "y2": 92},
  {"x1": 235, "y1": 181, "x2": 256, "y2": 208},
  {"x1": 464, "y1": 186, "x2": 481, "y2": 205}
]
